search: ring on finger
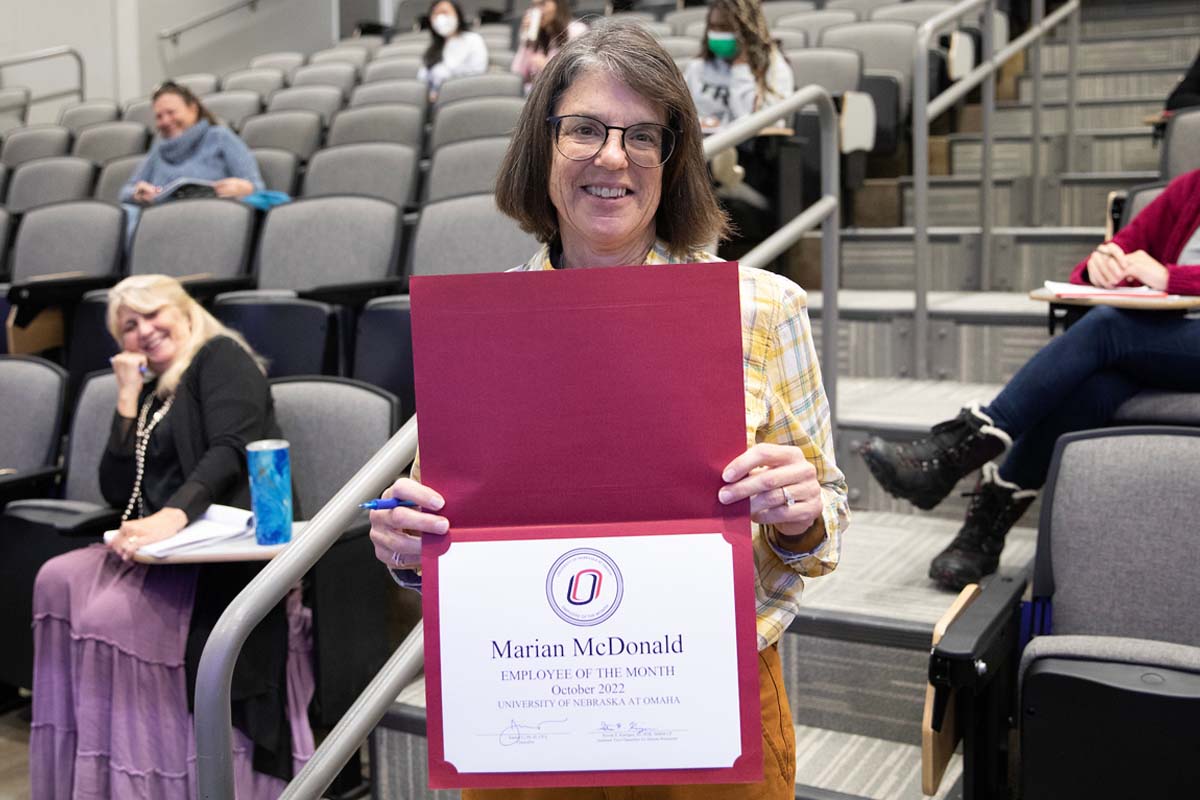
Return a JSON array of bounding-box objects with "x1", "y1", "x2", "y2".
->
[{"x1": 782, "y1": 487, "x2": 796, "y2": 507}]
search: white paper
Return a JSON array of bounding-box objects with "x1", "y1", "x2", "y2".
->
[
  {"x1": 435, "y1": 533, "x2": 743, "y2": 774},
  {"x1": 102, "y1": 505, "x2": 305, "y2": 558},
  {"x1": 1043, "y1": 280, "x2": 1168, "y2": 297}
]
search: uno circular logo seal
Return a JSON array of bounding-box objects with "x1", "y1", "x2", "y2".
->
[{"x1": 545, "y1": 548, "x2": 624, "y2": 627}]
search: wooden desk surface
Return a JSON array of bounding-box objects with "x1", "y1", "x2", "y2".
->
[{"x1": 1029, "y1": 287, "x2": 1200, "y2": 311}]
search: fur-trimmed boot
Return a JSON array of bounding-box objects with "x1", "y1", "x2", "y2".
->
[
  {"x1": 858, "y1": 402, "x2": 1011, "y2": 510},
  {"x1": 928, "y1": 463, "x2": 1036, "y2": 591}
]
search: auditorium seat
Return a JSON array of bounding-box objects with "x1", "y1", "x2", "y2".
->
[
  {"x1": 0, "y1": 207, "x2": 10, "y2": 266},
  {"x1": 253, "y1": 147, "x2": 300, "y2": 194},
  {"x1": 429, "y1": 97, "x2": 524, "y2": 152},
  {"x1": 362, "y1": 57, "x2": 423, "y2": 83},
  {"x1": 291, "y1": 62, "x2": 358, "y2": 99},
  {"x1": 0, "y1": 163, "x2": 8, "y2": 203},
  {"x1": 248, "y1": 51, "x2": 306, "y2": 78},
  {"x1": 409, "y1": 193, "x2": 539, "y2": 276},
  {"x1": 57, "y1": 100, "x2": 120, "y2": 135},
  {"x1": 352, "y1": 296, "x2": 415, "y2": 420},
  {"x1": 240, "y1": 110, "x2": 324, "y2": 161},
  {"x1": 657, "y1": 36, "x2": 701, "y2": 63},
  {"x1": 930, "y1": 427, "x2": 1200, "y2": 800},
  {"x1": 424, "y1": 136, "x2": 510, "y2": 202},
  {"x1": 0, "y1": 87, "x2": 30, "y2": 135},
  {"x1": 308, "y1": 46, "x2": 369, "y2": 73},
  {"x1": 663, "y1": 7, "x2": 708, "y2": 36},
  {"x1": 0, "y1": 125, "x2": 72, "y2": 169},
  {"x1": 214, "y1": 195, "x2": 403, "y2": 375},
  {"x1": 1116, "y1": 180, "x2": 1167, "y2": 231},
  {"x1": 201, "y1": 90, "x2": 264, "y2": 130},
  {"x1": 172, "y1": 72, "x2": 220, "y2": 96},
  {"x1": 129, "y1": 198, "x2": 257, "y2": 281},
  {"x1": 374, "y1": 42, "x2": 428, "y2": 61},
  {"x1": 771, "y1": 28, "x2": 808, "y2": 50},
  {"x1": 433, "y1": 73, "x2": 523, "y2": 109},
  {"x1": 760, "y1": 0, "x2": 817, "y2": 26},
  {"x1": 774, "y1": 9, "x2": 858, "y2": 42},
  {"x1": 302, "y1": 143, "x2": 418, "y2": 208},
  {"x1": 820, "y1": 20, "x2": 919, "y2": 154},
  {"x1": 0, "y1": 356, "x2": 66, "y2": 507},
  {"x1": 1160, "y1": 107, "x2": 1200, "y2": 181},
  {"x1": 267, "y1": 85, "x2": 344, "y2": 126},
  {"x1": 326, "y1": 104, "x2": 424, "y2": 149},
  {"x1": 825, "y1": 0, "x2": 894, "y2": 16},
  {"x1": 93, "y1": 154, "x2": 143, "y2": 204},
  {"x1": 71, "y1": 121, "x2": 149, "y2": 164},
  {"x1": 5, "y1": 156, "x2": 97, "y2": 214},
  {"x1": 221, "y1": 67, "x2": 287, "y2": 98},
  {"x1": 4, "y1": 201, "x2": 123, "y2": 297},
  {"x1": 349, "y1": 79, "x2": 428, "y2": 110},
  {"x1": 0, "y1": 371, "x2": 120, "y2": 692},
  {"x1": 338, "y1": 34, "x2": 384, "y2": 55},
  {"x1": 122, "y1": 98, "x2": 155, "y2": 129},
  {"x1": 633, "y1": 20, "x2": 672, "y2": 38},
  {"x1": 787, "y1": 46, "x2": 863, "y2": 96}
]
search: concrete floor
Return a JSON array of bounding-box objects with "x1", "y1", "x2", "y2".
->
[{"x1": 0, "y1": 705, "x2": 30, "y2": 800}]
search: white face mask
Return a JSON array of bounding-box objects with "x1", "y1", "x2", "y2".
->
[{"x1": 431, "y1": 13, "x2": 459, "y2": 37}]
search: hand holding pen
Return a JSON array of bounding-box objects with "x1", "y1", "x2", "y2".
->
[{"x1": 366, "y1": 477, "x2": 449, "y2": 571}]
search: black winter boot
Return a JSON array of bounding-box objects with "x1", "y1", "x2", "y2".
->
[
  {"x1": 858, "y1": 402, "x2": 1011, "y2": 510},
  {"x1": 928, "y1": 463, "x2": 1036, "y2": 591}
]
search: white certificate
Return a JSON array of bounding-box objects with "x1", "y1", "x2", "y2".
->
[{"x1": 433, "y1": 533, "x2": 742, "y2": 774}]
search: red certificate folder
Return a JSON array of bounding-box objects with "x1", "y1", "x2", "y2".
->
[{"x1": 411, "y1": 261, "x2": 761, "y2": 789}]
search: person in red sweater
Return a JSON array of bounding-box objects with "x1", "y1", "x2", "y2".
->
[{"x1": 859, "y1": 168, "x2": 1200, "y2": 590}]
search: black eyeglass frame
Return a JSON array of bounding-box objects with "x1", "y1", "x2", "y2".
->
[{"x1": 546, "y1": 114, "x2": 678, "y2": 168}]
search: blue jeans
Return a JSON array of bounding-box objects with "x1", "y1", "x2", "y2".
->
[{"x1": 984, "y1": 306, "x2": 1200, "y2": 489}]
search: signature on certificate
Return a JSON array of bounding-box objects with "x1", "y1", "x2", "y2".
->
[
  {"x1": 592, "y1": 721, "x2": 675, "y2": 738},
  {"x1": 497, "y1": 718, "x2": 569, "y2": 746}
]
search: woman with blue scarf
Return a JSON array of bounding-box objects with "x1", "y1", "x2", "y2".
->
[{"x1": 121, "y1": 82, "x2": 264, "y2": 237}]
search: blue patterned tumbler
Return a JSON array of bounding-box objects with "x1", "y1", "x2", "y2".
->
[{"x1": 246, "y1": 440, "x2": 293, "y2": 545}]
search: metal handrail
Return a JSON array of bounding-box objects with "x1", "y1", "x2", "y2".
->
[
  {"x1": 159, "y1": 0, "x2": 262, "y2": 45},
  {"x1": 0, "y1": 46, "x2": 86, "y2": 115},
  {"x1": 911, "y1": 0, "x2": 1080, "y2": 377},
  {"x1": 703, "y1": 83, "x2": 841, "y2": 418},
  {"x1": 196, "y1": 85, "x2": 841, "y2": 800}
]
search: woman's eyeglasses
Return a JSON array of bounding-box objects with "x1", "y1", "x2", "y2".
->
[{"x1": 548, "y1": 115, "x2": 676, "y2": 168}]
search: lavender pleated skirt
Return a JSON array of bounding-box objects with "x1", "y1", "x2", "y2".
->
[{"x1": 29, "y1": 545, "x2": 315, "y2": 800}]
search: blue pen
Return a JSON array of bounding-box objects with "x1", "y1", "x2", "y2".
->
[{"x1": 359, "y1": 498, "x2": 420, "y2": 510}]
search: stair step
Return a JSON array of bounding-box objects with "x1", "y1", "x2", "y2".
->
[
  {"x1": 947, "y1": 129, "x2": 1157, "y2": 177},
  {"x1": 1040, "y1": 32, "x2": 1200, "y2": 71},
  {"x1": 1016, "y1": 66, "x2": 1186, "y2": 104},
  {"x1": 792, "y1": 226, "x2": 1103, "y2": 292},
  {"x1": 980, "y1": 97, "x2": 1164, "y2": 135}
]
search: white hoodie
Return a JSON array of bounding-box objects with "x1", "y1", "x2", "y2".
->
[{"x1": 683, "y1": 48, "x2": 794, "y2": 128}]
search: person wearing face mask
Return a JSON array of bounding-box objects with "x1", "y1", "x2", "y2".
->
[
  {"x1": 29, "y1": 274, "x2": 313, "y2": 799},
  {"x1": 418, "y1": 0, "x2": 489, "y2": 99}
]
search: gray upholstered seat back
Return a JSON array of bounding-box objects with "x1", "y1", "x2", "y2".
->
[
  {"x1": 787, "y1": 47, "x2": 863, "y2": 95},
  {"x1": 410, "y1": 193, "x2": 540, "y2": 277},
  {"x1": 761, "y1": 0, "x2": 817, "y2": 25},
  {"x1": 0, "y1": 125, "x2": 72, "y2": 168},
  {"x1": 374, "y1": 42, "x2": 427, "y2": 61},
  {"x1": 825, "y1": 0, "x2": 896, "y2": 16},
  {"x1": 240, "y1": 111, "x2": 323, "y2": 161},
  {"x1": 253, "y1": 147, "x2": 299, "y2": 194},
  {"x1": 122, "y1": 98, "x2": 154, "y2": 129},
  {"x1": 221, "y1": 67, "x2": 287, "y2": 98},
  {"x1": 871, "y1": 1, "x2": 954, "y2": 24},
  {"x1": 303, "y1": 143, "x2": 418, "y2": 208},
  {"x1": 249, "y1": 52, "x2": 306, "y2": 78},
  {"x1": 663, "y1": 7, "x2": 708, "y2": 35},
  {"x1": 64, "y1": 372, "x2": 119, "y2": 504},
  {"x1": 94, "y1": 154, "x2": 143, "y2": 204},
  {"x1": 71, "y1": 121, "x2": 149, "y2": 163},
  {"x1": 0, "y1": 87, "x2": 30, "y2": 134},
  {"x1": 821, "y1": 20, "x2": 918, "y2": 111},
  {"x1": 425, "y1": 137, "x2": 510, "y2": 203},
  {"x1": 130, "y1": 198, "x2": 255, "y2": 279},
  {"x1": 59, "y1": 100, "x2": 120, "y2": 135},
  {"x1": 0, "y1": 208, "x2": 10, "y2": 259},
  {"x1": 256, "y1": 195, "x2": 400, "y2": 290},
  {"x1": 350, "y1": 79, "x2": 428, "y2": 110},
  {"x1": 1161, "y1": 107, "x2": 1200, "y2": 181},
  {"x1": 362, "y1": 57, "x2": 422, "y2": 83},
  {"x1": 1117, "y1": 182, "x2": 1167, "y2": 232},
  {"x1": 267, "y1": 85, "x2": 343, "y2": 126},
  {"x1": 172, "y1": 73, "x2": 220, "y2": 97},
  {"x1": 270, "y1": 378, "x2": 397, "y2": 513},
  {"x1": 6, "y1": 156, "x2": 97, "y2": 214},
  {"x1": 0, "y1": 356, "x2": 67, "y2": 472},
  {"x1": 430, "y1": 97, "x2": 524, "y2": 152},
  {"x1": 201, "y1": 92, "x2": 263, "y2": 131},
  {"x1": 435, "y1": 73, "x2": 524, "y2": 109},
  {"x1": 775, "y1": 10, "x2": 859, "y2": 42},
  {"x1": 1037, "y1": 429, "x2": 1200, "y2": 647},
  {"x1": 291, "y1": 63, "x2": 358, "y2": 98},
  {"x1": 657, "y1": 36, "x2": 700, "y2": 60},
  {"x1": 327, "y1": 104, "x2": 424, "y2": 149},
  {"x1": 13, "y1": 200, "x2": 123, "y2": 282},
  {"x1": 308, "y1": 46, "x2": 368, "y2": 72}
]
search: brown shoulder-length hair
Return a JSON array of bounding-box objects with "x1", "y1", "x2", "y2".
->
[
  {"x1": 496, "y1": 19, "x2": 729, "y2": 251},
  {"x1": 152, "y1": 81, "x2": 218, "y2": 126},
  {"x1": 535, "y1": 0, "x2": 576, "y2": 53}
]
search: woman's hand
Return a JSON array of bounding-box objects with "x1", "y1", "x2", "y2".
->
[
  {"x1": 109, "y1": 507, "x2": 189, "y2": 561},
  {"x1": 368, "y1": 478, "x2": 449, "y2": 572},
  {"x1": 719, "y1": 443, "x2": 824, "y2": 549},
  {"x1": 1087, "y1": 241, "x2": 1128, "y2": 288},
  {"x1": 1119, "y1": 249, "x2": 1169, "y2": 291},
  {"x1": 131, "y1": 181, "x2": 161, "y2": 204},
  {"x1": 111, "y1": 351, "x2": 148, "y2": 417},
  {"x1": 214, "y1": 177, "x2": 255, "y2": 198}
]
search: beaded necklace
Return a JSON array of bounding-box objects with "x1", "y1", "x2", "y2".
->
[{"x1": 121, "y1": 391, "x2": 176, "y2": 521}]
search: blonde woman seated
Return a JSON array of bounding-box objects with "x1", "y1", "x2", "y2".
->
[{"x1": 30, "y1": 275, "x2": 313, "y2": 799}]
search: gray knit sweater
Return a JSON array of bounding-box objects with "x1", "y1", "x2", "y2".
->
[{"x1": 120, "y1": 121, "x2": 264, "y2": 202}]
